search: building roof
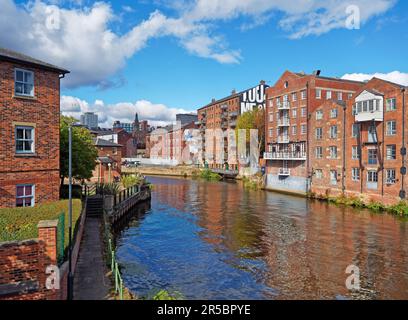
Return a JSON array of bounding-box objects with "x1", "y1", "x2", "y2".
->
[
  {"x1": 0, "y1": 47, "x2": 70, "y2": 74},
  {"x1": 97, "y1": 157, "x2": 114, "y2": 164},
  {"x1": 94, "y1": 138, "x2": 122, "y2": 147}
]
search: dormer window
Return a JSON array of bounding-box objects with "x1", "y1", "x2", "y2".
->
[{"x1": 15, "y1": 69, "x2": 34, "y2": 97}]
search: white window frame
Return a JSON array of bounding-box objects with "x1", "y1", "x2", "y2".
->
[
  {"x1": 292, "y1": 126, "x2": 297, "y2": 135},
  {"x1": 352, "y1": 168, "x2": 360, "y2": 181},
  {"x1": 301, "y1": 107, "x2": 307, "y2": 117},
  {"x1": 15, "y1": 68, "x2": 34, "y2": 97},
  {"x1": 330, "y1": 170, "x2": 338, "y2": 185},
  {"x1": 315, "y1": 147, "x2": 323, "y2": 159},
  {"x1": 326, "y1": 91, "x2": 332, "y2": 99},
  {"x1": 316, "y1": 89, "x2": 322, "y2": 99},
  {"x1": 330, "y1": 108, "x2": 338, "y2": 119},
  {"x1": 315, "y1": 127, "x2": 323, "y2": 140},
  {"x1": 352, "y1": 124, "x2": 359, "y2": 138},
  {"x1": 352, "y1": 146, "x2": 360, "y2": 160},
  {"x1": 367, "y1": 171, "x2": 378, "y2": 183},
  {"x1": 16, "y1": 184, "x2": 35, "y2": 207},
  {"x1": 15, "y1": 126, "x2": 35, "y2": 154},
  {"x1": 330, "y1": 125, "x2": 338, "y2": 139},
  {"x1": 269, "y1": 113, "x2": 273, "y2": 122},
  {"x1": 301, "y1": 124, "x2": 307, "y2": 135},
  {"x1": 329, "y1": 146, "x2": 337, "y2": 159},
  {"x1": 337, "y1": 92, "x2": 343, "y2": 101},
  {"x1": 386, "y1": 98, "x2": 396, "y2": 111},
  {"x1": 292, "y1": 92, "x2": 297, "y2": 101},
  {"x1": 292, "y1": 108, "x2": 297, "y2": 118},
  {"x1": 386, "y1": 169, "x2": 396, "y2": 184},
  {"x1": 315, "y1": 169, "x2": 323, "y2": 179},
  {"x1": 386, "y1": 121, "x2": 397, "y2": 136},
  {"x1": 301, "y1": 90, "x2": 307, "y2": 100},
  {"x1": 386, "y1": 145, "x2": 397, "y2": 160},
  {"x1": 316, "y1": 110, "x2": 323, "y2": 120}
]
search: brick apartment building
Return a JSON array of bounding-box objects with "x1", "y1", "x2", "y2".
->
[
  {"x1": 310, "y1": 77, "x2": 408, "y2": 205},
  {"x1": 264, "y1": 70, "x2": 364, "y2": 194},
  {"x1": 0, "y1": 48, "x2": 69, "y2": 208},
  {"x1": 92, "y1": 137, "x2": 123, "y2": 183},
  {"x1": 146, "y1": 122, "x2": 198, "y2": 164},
  {"x1": 197, "y1": 81, "x2": 268, "y2": 171}
]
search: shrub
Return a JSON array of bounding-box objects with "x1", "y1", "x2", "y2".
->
[
  {"x1": 121, "y1": 175, "x2": 144, "y2": 189},
  {"x1": 199, "y1": 169, "x2": 222, "y2": 181},
  {"x1": 388, "y1": 201, "x2": 408, "y2": 216},
  {"x1": 0, "y1": 200, "x2": 82, "y2": 243},
  {"x1": 151, "y1": 289, "x2": 183, "y2": 300}
]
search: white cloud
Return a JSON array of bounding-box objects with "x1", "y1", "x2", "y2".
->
[
  {"x1": 61, "y1": 95, "x2": 192, "y2": 128},
  {"x1": 0, "y1": 0, "x2": 397, "y2": 88},
  {"x1": 342, "y1": 71, "x2": 408, "y2": 86}
]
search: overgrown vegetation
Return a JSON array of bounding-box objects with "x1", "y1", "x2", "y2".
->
[
  {"x1": 95, "y1": 182, "x2": 121, "y2": 195},
  {"x1": 197, "y1": 169, "x2": 222, "y2": 181},
  {"x1": 242, "y1": 174, "x2": 264, "y2": 190},
  {"x1": 0, "y1": 200, "x2": 82, "y2": 243},
  {"x1": 308, "y1": 193, "x2": 408, "y2": 217},
  {"x1": 151, "y1": 289, "x2": 183, "y2": 300},
  {"x1": 121, "y1": 174, "x2": 145, "y2": 189}
]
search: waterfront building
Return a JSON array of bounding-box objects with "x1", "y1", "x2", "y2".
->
[
  {"x1": 197, "y1": 81, "x2": 268, "y2": 171},
  {"x1": 264, "y1": 70, "x2": 364, "y2": 195},
  {"x1": 310, "y1": 77, "x2": 408, "y2": 205},
  {"x1": 93, "y1": 137, "x2": 123, "y2": 183},
  {"x1": 80, "y1": 112, "x2": 98, "y2": 129},
  {"x1": 113, "y1": 120, "x2": 134, "y2": 133},
  {"x1": 0, "y1": 48, "x2": 69, "y2": 208}
]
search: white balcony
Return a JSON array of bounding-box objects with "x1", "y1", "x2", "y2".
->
[
  {"x1": 354, "y1": 91, "x2": 384, "y2": 123},
  {"x1": 277, "y1": 136, "x2": 290, "y2": 144},
  {"x1": 277, "y1": 118, "x2": 290, "y2": 127},
  {"x1": 277, "y1": 101, "x2": 290, "y2": 110},
  {"x1": 264, "y1": 152, "x2": 306, "y2": 160},
  {"x1": 278, "y1": 168, "x2": 291, "y2": 176}
]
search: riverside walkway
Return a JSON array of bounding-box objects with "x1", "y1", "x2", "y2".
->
[{"x1": 73, "y1": 215, "x2": 111, "y2": 300}]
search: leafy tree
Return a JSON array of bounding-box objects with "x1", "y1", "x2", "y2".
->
[
  {"x1": 60, "y1": 116, "x2": 98, "y2": 186},
  {"x1": 236, "y1": 108, "x2": 265, "y2": 154}
]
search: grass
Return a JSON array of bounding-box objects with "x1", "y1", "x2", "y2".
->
[
  {"x1": 197, "y1": 169, "x2": 222, "y2": 181},
  {"x1": 308, "y1": 193, "x2": 408, "y2": 217},
  {"x1": 0, "y1": 199, "x2": 82, "y2": 244}
]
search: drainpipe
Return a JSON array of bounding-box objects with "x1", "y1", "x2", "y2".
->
[
  {"x1": 401, "y1": 88, "x2": 407, "y2": 199},
  {"x1": 306, "y1": 81, "x2": 311, "y2": 194},
  {"x1": 382, "y1": 113, "x2": 385, "y2": 196},
  {"x1": 342, "y1": 104, "x2": 347, "y2": 194}
]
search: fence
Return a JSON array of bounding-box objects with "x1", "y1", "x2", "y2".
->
[{"x1": 57, "y1": 213, "x2": 65, "y2": 265}]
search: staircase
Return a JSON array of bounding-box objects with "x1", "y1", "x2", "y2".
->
[{"x1": 86, "y1": 196, "x2": 104, "y2": 217}]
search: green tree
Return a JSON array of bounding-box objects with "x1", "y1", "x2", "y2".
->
[
  {"x1": 60, "y1": 116, "x2": 98, "y2": 186},
  {"x1": 236, "y1": 108, "x2": 265, "y2": 154}
]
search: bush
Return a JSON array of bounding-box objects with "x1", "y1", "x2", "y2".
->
[
  {"x1": 0, "y1": 200, "x2": 82, "y2": 243},
  {"x1": 199, "y1": 169, "x2": 222, "y2": 181},
  {"x1": 151, "y1": 289, "x2": 183, "y2": 300},
  {"x1": 95, "y1": 182, "x2": 121, "y2": 195},
  {"x1": 60, "y1": 184, "x2": 83, "y2": 199},
  {"x1": 388, "y1": 201, "x2": 408, "y2": 216},
  {"x1": 121, "y1": 175, "x2": 144, "y2": 189}
]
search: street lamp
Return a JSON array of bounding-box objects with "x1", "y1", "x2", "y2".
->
[
  {"x1": 108, "y1": 163, "x2": 112, "y2": 184},
  {"x1": 67, "y1": 123, "x2": 82, "y2": 300}
]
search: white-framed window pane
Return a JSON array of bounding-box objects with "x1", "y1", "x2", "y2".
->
[
  {"x1": 386, "y1": 145, "x2": 396, "y2": 160},
  {"x1": 15, "y1": 126, "x2": 34, "y2": 153},
  {"x1": 316, "y1": 89, "x2": 321, "y2": 99},
  {"x1": 15, "y1": 69, "x2": 34, "y2": 96},
  {"x1": 326, "y1": 91, "x2": 332, "y2": 99},
  {"x1": 386, "y1": 169, "x2": 396, "y2": 184},
  {"x1": 16, "y1": 185, "x2": 35, "y2": 207}
]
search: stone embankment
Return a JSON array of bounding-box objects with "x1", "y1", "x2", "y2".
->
[{"x1": 122, "y1": 165, "x2": 199, "y2": 178}]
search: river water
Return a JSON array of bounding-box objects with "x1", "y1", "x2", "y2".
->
[{"x1": 115, "y1": 176, "x2": 408, "y2": 300}]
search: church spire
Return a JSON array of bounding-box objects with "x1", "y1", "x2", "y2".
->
[{"x1": 134, "y1": 112, "x2": 139, "y2": 124}]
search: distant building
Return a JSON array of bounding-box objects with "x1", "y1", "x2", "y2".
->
[
  {"x1": 80, "y1": 112, "x2": 98, "y2": 129},
  {"x1": 132, "y1": 113, "x2": 149, "y2": 149},
  {"x1": 176, "y1": 113, "x2": 198, "y2": 125},
  {"x1": 113, "y1": 120, "x2": 133, "y2": 133},
  {"x1": 92, "y1": 137, "x2": 123, "y2": 183}
]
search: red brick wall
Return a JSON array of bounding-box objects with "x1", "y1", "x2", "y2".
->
[
  {"x1": 0, "y1": 60, "x2": 61, "y2": 208},
  {"x1": 0, "y1": 221, "x2": 58, "y2": 300}
]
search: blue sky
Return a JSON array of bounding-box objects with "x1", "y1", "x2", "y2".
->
[{"x1": 2, "y1": 0, "x2": 407, "y2": 126}]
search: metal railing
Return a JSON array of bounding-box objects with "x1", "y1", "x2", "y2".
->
[
  {"x1": 108, "y1": 238, "x2": 124, "y2": 300},
  {"x1": 264, "y1": 152, "x2": 306, "y2": 160},
  {"x1": 278, "y1": 119, "x2": 290, "y2": 126},
  {"x1": 57, "y1": 212, "x2": 65, "y2": 265},
  {"x1": 113, "y1": 185, "x2": 140, "y2": 208},
  {"x1": 277, "y1": 101, "x2": 290, "y2": 110},
  {"x1": 277, "y1": 136, "x2": 290, "y2": 143},
  {"x1": 278, "y1": 168, "x2": 291, "y2": 176}
]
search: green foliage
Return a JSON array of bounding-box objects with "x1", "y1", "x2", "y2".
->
[
  {"x1": 60, "y1": 116, "x2": 98, "y2": 183},
  {"x1": 95, "y1": 182, "x2": 121, "y2": 195},
  {"x1": 0, "y1": 200, "x2": 82, "y2": 243},
  {"x1": 152, "y1": 289, "x2": 183, "y2": 300},
  {"x1": 242, "y1": 176, "x2": 261, "y2": 190},
  {"x1": 199, "y1": 169, "x2": 222, "y2": 181},
  {"x1": 388, "y1": 201, "x2": 408, "y2": 216},
  {"x1": 121, "y1": 174, "x2": 144, "y2": 189},
  {"x1": 236, "y1": 108, "x2": 265, "y2": 154}
]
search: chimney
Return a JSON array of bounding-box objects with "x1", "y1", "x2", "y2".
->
[
  {"x1": 212, "y1": 98, "x2": 216, "y2": 103},
  {"x1": 260, "y1": 80, "x2": 266, "y2": 85},
  {"x1": 231, "y1": 89, "x2": 236, "y2": 95},
  {"x1": 313, "y1": 70, "x2": 321, "y2": 76}
]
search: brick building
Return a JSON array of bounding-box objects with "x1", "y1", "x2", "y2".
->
[
  {"x1": 0, "y1": 48, "x2": 69, "y2": 208},
  {"x1": 310, "y1": 77, "x2": 408, "y2": 205},
  {"x1": 197, "y1": 81, "x2": 268, "y2": 171},
  {"x1": 264, "y1": 70, "x2": 364, "y2": 194},
  {"x1": 92, "y1": 138, "x2": 123, "y2": 183}
]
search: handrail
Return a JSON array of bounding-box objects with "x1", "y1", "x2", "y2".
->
[{"x1": 108, "y1": 239, "x2": 124, "y2": 299}]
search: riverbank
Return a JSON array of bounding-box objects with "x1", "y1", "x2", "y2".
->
[{"x1": 122, "y1": 165, "x2": 199, "y2": 178}]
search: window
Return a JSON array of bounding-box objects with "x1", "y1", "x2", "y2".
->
[
  {"x1": 316, "y1": 89, "x2": 322, "y2": 99},
  {"x1": 386, "y1": 121, "x2": 397, "y2": 136},
  {"x1": 386, "y1": 169, "x2": 396, "y2": 184},
  {"x1": 301, "y1": 90, "x2": 307, "y2": 100},
  {"x1": 283, "y1": 94, "x2": 289, "y2": 102},
  {"x1": 269, "y1": 129, "x2": 273, "y2": 137},
  {"x1": 352, "y1": 168, "x2": 360, "y2": 181},
  {"x1": 16, "y1": 185, "x2": 35, "y2": 207},
  {"x1": 16, "y1": 126, "x2": 35, "y2": 153},
  {"x1": 386, "y1": 145, "x2": 397, "y2": 160},
  {"x1": 315, "y1": 147, "x2": 323, "y2": 159},
  {"x1": 368, "y1": 149, "x2": 378, "y2": 165},
  {"x1": 352, "y1": 146, "x2": 360, "y2": 160},
  {"x1": 292, "y1": 92, "x2": 297, "y2": 101},
  {"x1": 330, "y1": 170, "x2": 338, "y2": 185},
  {"x1": 269, "y1": 99, "x2": 273, "y2": 107},
  {"x1": 386, "y1": 98, "x2": 396, "y2": 111},
  {"x1": 284, "y1": 81, "x2": 289, "y2": 88},
  {"x1": 301, "y1": 124, "x2": 307, "y2": 135},
  {"x1": 276, "y1": 97, "x2": 280, "y2": 105},
  {"x1": 348, "y1": 93, "x2": 353, "y2": 99},
  {"x1": 367, "y1": 171, "x2": 378, "y2": 183},
  {"x1": 315, "y1": 127, "x2": 323, "y2": 140},
  {"x1": 112, "y1": 147, "x2": 118, "y2": 155},
  {"x1": 316, "y1": 110, "x2": 323, "y2": 120},
  {"x1": 326, "y1": 91, "x2": 332, "y2": 99},
  {"x1": 292, "y1": 126, "x2": 297, "y2": 135},
  {"x1": 338, "y1": 92, "x2": 343, "y2": 101},
  {"x1": 15, "y1": 69, "x2": 34, "y2": 97},
  {"x1": 330, "y1": 125, "x2": 338, "y2": 139},
  {"x1": 330, "y1": 108, "x2": 338, "y2": 118},
  {"x1": 301, "y1": 107, "x2": 307, "y2": 117},
  {"x1": 315, "y1": 169, "x2": 323, "y2": 179},
  {"x1": 292, "y1": 108, "x2": 297, "y2": 118},
  {"x1": 329, "y1": 146, "x2": 337, "y2": 159},
  {"x1": 269, "y1": 113, "x2": 274, "y2": 122},
  {"x1": 352, "y1": 124, "x2": 360, "y2": 138}
]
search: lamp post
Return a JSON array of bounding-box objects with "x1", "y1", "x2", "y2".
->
[
  {"x1": 67, "y1": 123, "x2": 81, "y2": 300},
  {"x1": 108, "y1": 163, "x2": 112, "y2": 184}
]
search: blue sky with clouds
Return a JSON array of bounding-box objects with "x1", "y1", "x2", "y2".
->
[{"x1": 2, "y1": 0, "x2": 407, "y2": 127}]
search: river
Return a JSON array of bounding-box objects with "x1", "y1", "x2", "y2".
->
[{"x1": 115, "y1": 176, "x2": 408, "y2": 300}]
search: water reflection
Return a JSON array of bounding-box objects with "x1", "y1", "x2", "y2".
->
[{"x1": 115, "y1": 176, "x2": 408, "y2": 300}]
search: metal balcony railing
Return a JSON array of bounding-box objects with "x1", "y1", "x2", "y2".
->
[
  {"x1": 264, "y1": 152, "x2": 306, "y2": 160},
  {"x1": 278, "y1": 168, "x2": 291, "y2": 176},
  {"x1": 278, "y1": 118, "x2": 290, "y2": 127},
  {"x1": 277, "y1": 101, "x2": 290, "y2": 110},
  {"x1": 277, "y1": 136, "x2": 290, "y2": 144}
]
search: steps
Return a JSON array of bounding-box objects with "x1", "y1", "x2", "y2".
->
[{"x1": 86, "y1": 196, "x2": 104, "y2": 217}]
